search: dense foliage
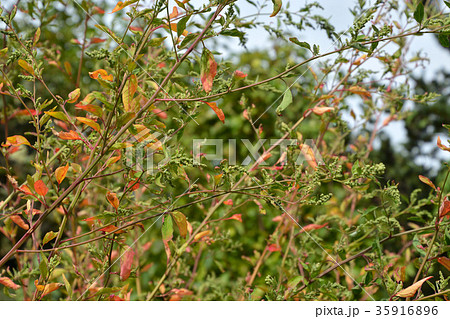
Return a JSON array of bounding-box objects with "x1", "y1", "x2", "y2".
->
[{"x1": 0, "y1": 0, "x2": 450, "y2": 301}]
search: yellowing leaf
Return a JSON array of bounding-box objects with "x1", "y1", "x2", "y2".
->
[
  {"x1": 418, "y1": 175, "x2": 436, "y2": 190},
  {"x1": 18, "y1": 59, "x2": 34, "y2": 76},
  {"x1": 76, "y1": 117, "x2": 100, "y2": 132},
  {"x1": 34, "y1": 180, "x2": 48, "y2": 197},
  {"x1": 10, "y1": 215, "x2": 29, "y2": 230},
  {"x1": 348, "y1": 86, "x2": 371, "y2": 98},
  {"x1": 67, "y1": 88, "x2": 81, "y2": 103},
  {"x1": 200, "y1": 48, "x2": 217, "y2": 93},
  {"x1": 42, "y1": 231, "x2": 57, "y2": 245},
  {"x1": 44, "y1": 111, "x2": 69, "y2": 122},
  {"x1": 122, "y1": 74, "x2": 138, "y2": 112},
  {"x1": 55, "y1": 164, "x2": 69, "y2": 184},
  {"x1": 270, "y1": 0, "x2": 282, "y2": 17},
  {"x1": 0, "y1": 277, "x2": 20, "y2": 290},
  {"x1": 75, "y1": 103, "x2": 103, "y2": 117},
  {"x1": 395, "y1": 276, "x2": 433, "y2": 298},
  {"x1": 193, "y1": 230, "x2": 212, "y2": 242},
  {"x1": 34, "y1": 280, "x2": 63, "y2": 297},
  {"x1": 299, "y1": 144, "x2": 317, "y2": 170},
  {"x1": 2, "y1": 135, "x2": 31, "y2": 147},
  {"x1": 171, "y1": 211, "x2": 187, "y2": 238},
  {"x1": 204, "y1": 101, "x2": 225, "y2": 123}
]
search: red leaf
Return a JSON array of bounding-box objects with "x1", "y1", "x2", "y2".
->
[
  {"x1": 225, "y1": 214, "x2": 242, "y2": 223},
  {"x1": 120, "y1": 249, "x2": 135, "y2": 281},
  {"x1": 34, "y1": 180, "x2": 48, "y2": 197},
  {"x1": 203, "y1": 101, "x2": 225, "y2": 123},
  {"x1": 99, "y1": 225, "x2": 125, "y2": 234},
  {"x1": 19, "y1": 185, "x2": 33, "y2": 196},
  {"x1": 90, "y1": 37, "x2": 106, "y2": 44},
  {"x1": 267, "y1": 244, "x2": 281, "y2": 252},
  {"x1": 223, "y1": 199, "x2": 233, "y2": 206},
  {"x1": 234, "y1": 70, "x2": 247, "y2": 78},
  {"x1": 439, "y1": 197, "x2": 450, "y2": 218}
]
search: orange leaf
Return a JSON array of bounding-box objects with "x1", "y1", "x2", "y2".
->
[
  {"x1": 76, "y1": 117, "x2": 100, "y2": 132},
  {"x1": 34, "y1": 180, "x2": 48, "y2": 197},
  {"x1": 439, "y1": 197, "x2": 450, "y2": 218},
  {"x1": 348, "y1": 86, "x2": 371, "y2": 98},
  {"x1": 58, "y1": 130, "x2": 82, "y2": 140},
  {"x1": 395, "y1": 276, "x2": 433, "y2": 298},
  {"x1": 0, "y1": 277, "x2": 20, "y2": 290},
  {"x1": 438, "y1": 257, "x2": 450, "y2": 271},
  {"x1": 299, "y1": 222, "x2": 329, "y2": 233},
  {"x1": 55, "y1": 164, "x2": 69, "y2": 184},
  {"x1": 67, "y1": 88, "x2": 81, "y2": 103},
  {"x1": 203, "y1": 102, "x2": 225, "y2": 123},
  {"x1": 120, "y1": 249, "x2": 135, "y2": 281},
  {"x1": 10, "y1": 215, "x2": 29, "y2": 230},
  {"x1": 18, "y1": 59, "x2": 34, "y2": 75},
  {"x1": 111, "y1": 1, "x2": 125, "y2": 13},
  {"x1": 169, "y1": 6, "x2": 179, "y2": 19},
  {"x1": 2, "y1": 135, "x2": 31, "y2": 147},
  {"x1": 106, "y1": 191, "x2": 120, "y2": 209},
  {"x1": 200, "y1": 48, "x2": 217, "y2": 93},
  {"x1": 312, "y1": 106, "x2": 334, "y2": 115},
  {"x1": 89, "y1": 69, "x2": 113, "y2": 81}
]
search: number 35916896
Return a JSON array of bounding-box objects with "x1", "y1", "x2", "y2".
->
[{"x1": 376, "y1": 306, "x2": 438, "y2": 316}]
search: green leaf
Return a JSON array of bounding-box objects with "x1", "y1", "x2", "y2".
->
[
  {"x1": 289, "y1": 37, "x2": 311, "y2": 51},
  {"x1": 39, "y1": 259, "x2": 48, "y2": 279},
  {"x1": 275, "y1": 87, "x2": 292, "y2": 114},
  {"x1": 177, "y1": 16, "x2": 189, "y2": 38},
  {"x1": 62, "y1": 274, "x2": 72, "y2": 299},
  {"x1": 414, "y1": 2, "x2": 424, "y2": 24},
  {"x1": 148, "y1": 37, "x2": 167, "y2": 47},
  {"x1": 438, "y1": 34, "x2": 450, "y2": 47},
  {"x1": 445, "y1": 1, "x2": 450, "y2": 9},
  {"x1": 171, "y1": 211, "x2": 187, "y2": 238},
  {"x1": 161, "y1": 215, "x2": 173, "y2": 241},
  {"x1": 270, "y1": 0, "x2": 282, "y2": 17}
]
